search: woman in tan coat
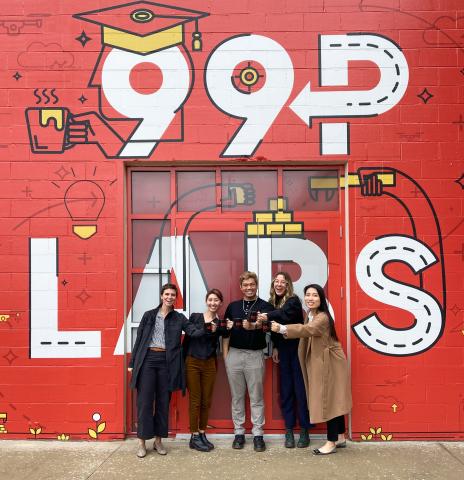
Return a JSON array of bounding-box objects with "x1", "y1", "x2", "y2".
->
[{"x1": 271, "y1": 283, "x2": 352, "y2": 455}]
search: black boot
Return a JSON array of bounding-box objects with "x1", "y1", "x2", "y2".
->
[
  {"x1": 199, "y1": 432, "x2": 214, "y2": 450},
  {"x1": 285, "y1": 429, "x2": 295, "y2": 448},
  {"x1": 297, "y1": 428, "x2": 310, "y2": 448},
  {"x1": 189, "y1": 433, "x2": 209, "y2": 452},
  {"x1": 232, "y1": 434, "x2": 245, "y2": 449}
]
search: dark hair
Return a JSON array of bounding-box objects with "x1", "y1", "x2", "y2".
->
[
  {"x1": 205, "y1": 288, "x2": 223, "y2": 302},
  {"x1": 303, "y1": 284, "x2": 338, "y2": 341},
  {"x1": 161, "y1": 283, "x2": 178, "y2": 296}
]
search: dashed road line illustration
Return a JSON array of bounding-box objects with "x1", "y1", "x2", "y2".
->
[{"x1": 354, "y1": 235, "x2": 443, "y2": 356}]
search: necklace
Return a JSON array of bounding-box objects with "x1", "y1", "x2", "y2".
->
[{"x1": 242, "y1": 298, "x2": 258, "y2": 315}]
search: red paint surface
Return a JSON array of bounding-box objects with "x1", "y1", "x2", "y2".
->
[{"x1": 0, "y1": 0, "x2": 462, "y2": 440}]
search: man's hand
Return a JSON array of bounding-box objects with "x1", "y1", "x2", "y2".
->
[
  {"x1": 222, "y1": 338, "x2": 230, "y2": 360},
  {"x1": 243, "y1": 319, "x2": 254, "y2": 330},
  {"x1": 226, "y1": 319, "x2": 233, "y2": 330},
  {"x1": 127, "y1": 367, "x2": 133, "y2": 373}
]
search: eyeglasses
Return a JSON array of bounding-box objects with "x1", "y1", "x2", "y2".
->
[{"x1": 274, "y1": 281, "x2": 287, "y2": 286}]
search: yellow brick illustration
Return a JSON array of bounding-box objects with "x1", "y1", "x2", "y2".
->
[
  {"x1": 269, "y1": 197, "x2": 287, "y2": 211},
  {"x1": 247, "y1": 224, "x2": 265, "y2": 236},
  {"x1": 254, "y1": 212, "x2": 274, "y2": 223},
  {"x1": 266, "y1": 224, "x2": 284, "y2": 235},
  {"x1": 284, "y1": 223, "x2": 303, "y2": 234},
  {"x1": 274, "y1": 212, "x2": 292, "y2": 222}
]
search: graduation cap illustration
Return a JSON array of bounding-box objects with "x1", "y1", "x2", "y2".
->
[{"x1": 74, "y1": 1, "x2": 209, "y2": 54}]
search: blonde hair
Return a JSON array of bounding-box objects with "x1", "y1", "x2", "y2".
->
[{"x1": 269, "y1": 271, "x2": 294, "y2": 307}]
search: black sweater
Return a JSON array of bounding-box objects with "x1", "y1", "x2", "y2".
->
[
  {"x1": 268, "y1": 295, "x2": 304, "y2": 350},
  {"x1": 183, "y1": 313, "x2": 219, "y2": 360},
  {"x1": 223, "y1": 297, "x2": 274, "y2": 350}
]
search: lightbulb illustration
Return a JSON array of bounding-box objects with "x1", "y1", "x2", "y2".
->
[{"x1": 64, "y1": 181, "x2": 105, "y2": 239}]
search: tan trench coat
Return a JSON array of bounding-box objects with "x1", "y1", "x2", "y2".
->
[{"x1": 285, "y1": 312, "x2": 352, "y2": 424}]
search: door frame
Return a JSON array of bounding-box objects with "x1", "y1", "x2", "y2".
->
[{"x1": 125, "y1": 164, "x2": 347, "y2": 434}]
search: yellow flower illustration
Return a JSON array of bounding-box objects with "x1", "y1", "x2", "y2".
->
[
  {"x1": 88, "y1": 412, "x2": 106, "y2": 439},
  {"x1": 30, "y1": 426, "x2": 42, "y2": 438}
]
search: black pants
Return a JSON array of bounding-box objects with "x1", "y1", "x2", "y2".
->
[
  {"x1": 136, "y1": 350, "x2": 171, "y2": 440},
  {"x1": 279, "y1": 346, "x2": 312, "y2": 430},
  {"x1": 326, "y1": 415, "x2": 346, "y2": 442}
]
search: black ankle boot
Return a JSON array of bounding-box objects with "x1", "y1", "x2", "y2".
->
[
  {"x1": 199, "y1": 432, "x2": 214, "y2": 450},
  {"x1": 297, "y1": 428, "x2": 310, "y2": 448},
  {"x1": 285, "y1": 429, "x2": 295, "y2": 448},
  {"x1": 189, "y1": 433, "x2": 209, "y2": 452}
]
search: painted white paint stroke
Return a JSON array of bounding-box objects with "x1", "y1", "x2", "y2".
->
[
  {"x1": 354, "y1": 235, "x2": 442, "y2": 355},
  {"x1": 30, "y1": 238, "x2": 101, "y2": 358},
  {"x1": 321, "y1": 123, "x2": 348, "y2": 155},
  {"x1": 114, "y1": 235, "x2": 207, "y2": 355}
]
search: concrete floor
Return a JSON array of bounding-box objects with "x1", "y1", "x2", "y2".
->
[{"x1": 1, "y1": 436, "x2": 463, "y2": 480}]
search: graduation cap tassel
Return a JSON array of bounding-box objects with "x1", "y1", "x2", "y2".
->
[{"x1": 192, "y1": 20, "x2": 202, "y2": 51}]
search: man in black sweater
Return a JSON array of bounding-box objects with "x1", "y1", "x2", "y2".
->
[{"x1": 222, "y1": 271, "x2": 273, "y2": 452}]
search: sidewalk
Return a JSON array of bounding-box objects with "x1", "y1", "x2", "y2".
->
[{"x1": 1, "y1": 436, "x2": 463, "y2": 480}]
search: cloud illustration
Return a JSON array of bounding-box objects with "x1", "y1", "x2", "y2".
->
[{"x1": 17, "y1": 42, "x2": 74, "y2": 69}]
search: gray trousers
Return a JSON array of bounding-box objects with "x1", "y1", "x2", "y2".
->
[{"x1": 225, "y1": 347, "x2": 265, "y2": 436}]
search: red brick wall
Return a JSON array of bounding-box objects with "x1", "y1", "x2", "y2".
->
[{"x1": 0, "y1": 0, "x2": 463, "y2": 440}]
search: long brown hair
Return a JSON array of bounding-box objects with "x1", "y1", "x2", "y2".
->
[
  {"x1": 269, "y1": 271, "x2": 294, "y2": 308},
  {"x1": 304, "y1": 284, "x2": 338, "y2": 341}
]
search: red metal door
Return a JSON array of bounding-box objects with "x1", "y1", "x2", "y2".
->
[{"x1": 126, "y1": 166, "x2": 345, "y2": 434}]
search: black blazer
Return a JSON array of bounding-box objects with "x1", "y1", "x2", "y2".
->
[
  {"x1": 129, "y1": 306, "x2": 206, "y2": 392},
  {"x1": 268, "y1": 295, "x2": 304, "y2": 350}
]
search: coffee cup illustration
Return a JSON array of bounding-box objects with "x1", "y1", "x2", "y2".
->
[{"x1": 25, "y1": 107, "x2": 74, "y2": 153}]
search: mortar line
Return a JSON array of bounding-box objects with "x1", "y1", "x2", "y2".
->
[
  {"x1": 438, "y1": 442, "x2": 464, "y2": 467},
  {"x1": 85, "y1": 441, "x2": 125, "y2": 479}
]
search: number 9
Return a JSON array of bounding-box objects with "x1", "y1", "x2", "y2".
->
[{"x1": 205, "y1": 34, "x2": 294, "y2": 157}]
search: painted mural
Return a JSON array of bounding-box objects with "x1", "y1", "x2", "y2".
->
[{"x1": 0, "y1": 0, "x2": 463, "y2": 440}]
